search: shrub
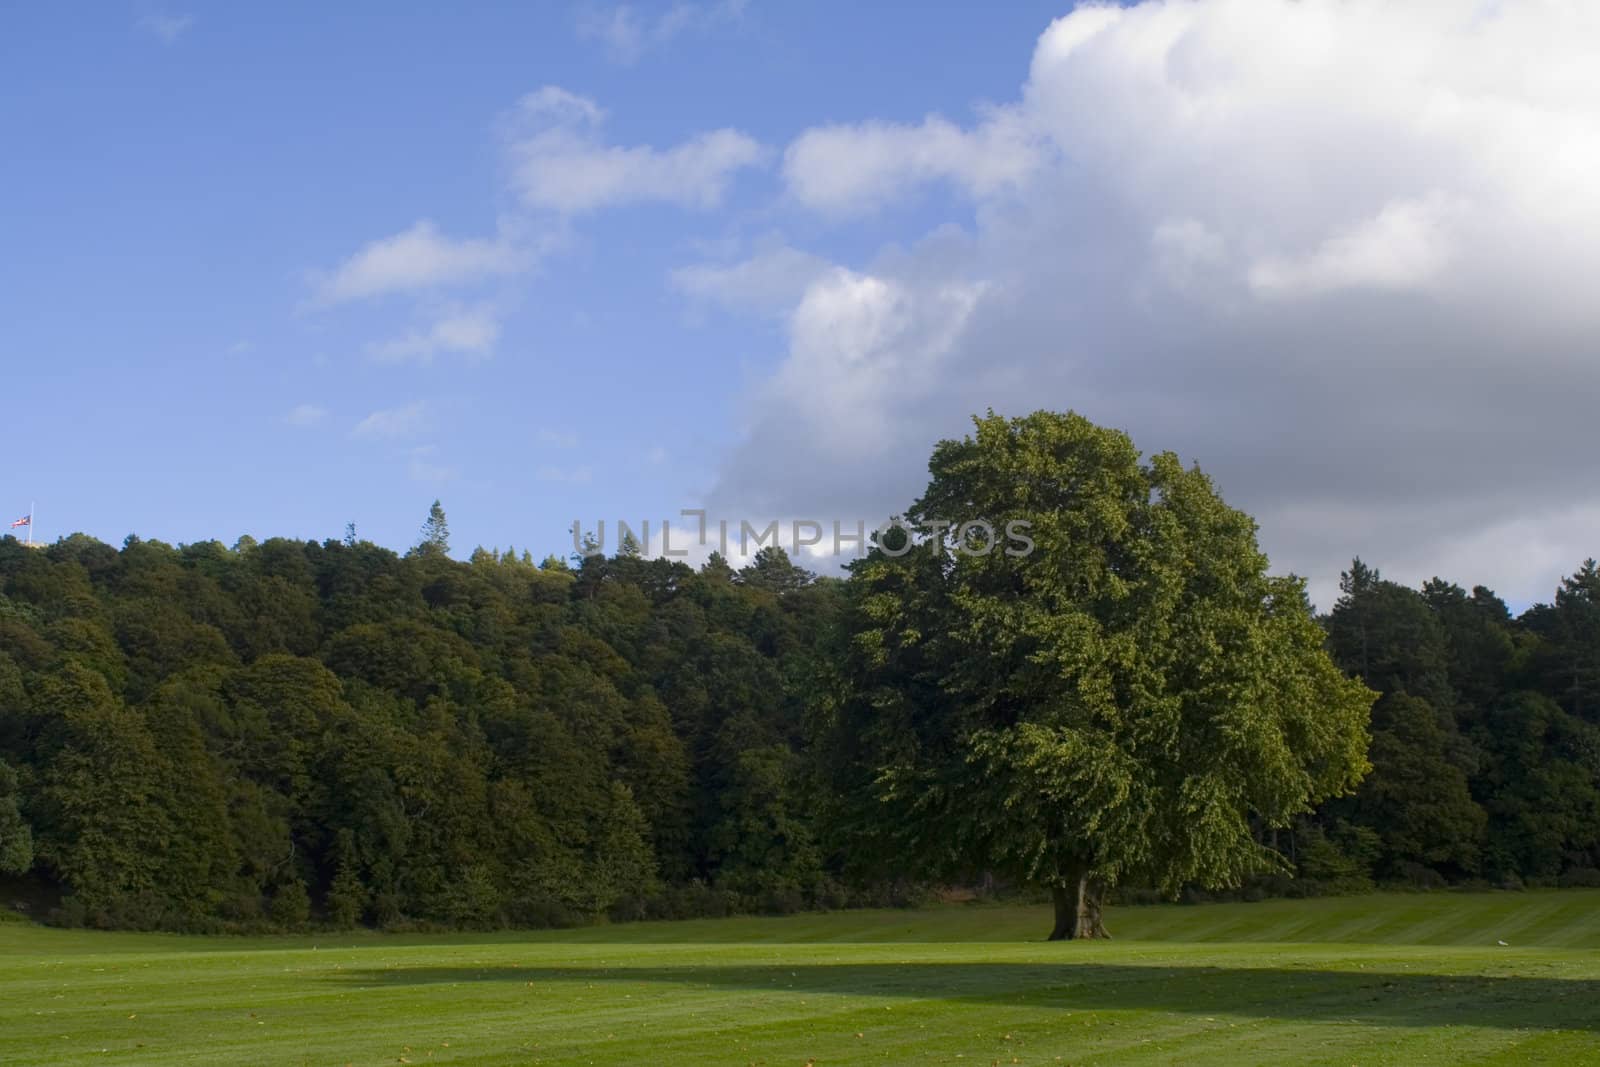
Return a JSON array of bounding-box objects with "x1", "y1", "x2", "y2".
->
[
  {"x1": 1558, "y1": 868, "x2": 1600, "y2": 889},
  {"x1": 1296, "y1": 823, "x2": 1378, "y2": 893},
  {"x1": 268, "y1": 881, "x2": 310, "y2": 927},
  {"x1": 1392, "y1": 862, "x2": 1447, "y2": 891}
]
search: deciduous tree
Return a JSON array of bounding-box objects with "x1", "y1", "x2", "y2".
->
[{"x1": 821, "y1": 411, "x2": 1374, "y2": 938}]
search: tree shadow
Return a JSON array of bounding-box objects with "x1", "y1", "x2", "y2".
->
[{"x1": 326, "y1": 961, "x2": 1600, "y2": 1032}]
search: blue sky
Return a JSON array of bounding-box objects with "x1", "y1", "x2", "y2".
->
[
  {"x1": 2, "y1": 1, "x2": 1065, "y2": 558},
  {"x1": 5, "y1": 2, "x2": 1598, "y2": 608}
]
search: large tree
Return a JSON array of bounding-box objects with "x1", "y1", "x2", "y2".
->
[{"x1": 819, "y1": 411, "x2": 1374, "y2": 939}]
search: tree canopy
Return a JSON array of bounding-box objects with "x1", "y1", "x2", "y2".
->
[
  {"x1": 817, "y1": 411, "x2": 1375, "y2": 938},
  {"x1": 0, "y1": 523, "x2": 845, "y2": 930}
]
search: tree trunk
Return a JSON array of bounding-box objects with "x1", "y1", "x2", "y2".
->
[
  {"x1": 1074, "y1": 874, "x2": 1110, "y2": 939},
  {"x1": 1047, "y1": 883, "x2": 1075, "y2": 941},
  {"x1": 1045, "y1": 870, "x2": 1111, "y2": 941}
]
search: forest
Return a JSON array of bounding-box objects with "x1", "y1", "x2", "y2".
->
[{"x1": 1, "y1": 413, "x2": 1598, "y2": 933}]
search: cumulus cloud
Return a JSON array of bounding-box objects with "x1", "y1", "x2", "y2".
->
[
  {"x1": 671, "y1": 242, "x2": 834, "y2": 316},
  {"x1": 783, "y1": 110, "x2": 1043, "y2": 217},
  {"x1": 350, "y1": 402, "x2": 427, "y2": 441},
  {"x1": 1248, "y1": 194, "x2": 1467, "y2": 298},
  {"x1": 705, "y1": 0, "x2": 1600, "y2": 606},
  {"x1": 710, "y1": 263, "x2": 988, "y2": 518},
  {"x1": 367, "y1": 304, "x2": 501, "y2": 364},
  {"x1": 312, "y1": 221, "x2": 527, "y2": 305},
  {"x1": 503, "y1": 86, "x2": 766, "y2": 213}
]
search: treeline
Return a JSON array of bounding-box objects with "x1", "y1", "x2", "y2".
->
[
  {"x1": 0, "y1": 518, "x2": 854, "y2": 930},
  {"x1": 1293, "y1": 559, "x2": 1600, "y2": 894},
  {"x1": 0, "y1": 512, "x2": 1598, "y2": 931}
]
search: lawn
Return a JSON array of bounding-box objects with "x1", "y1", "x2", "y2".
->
[{"x1": 3, "y1": 891, "x2": 1599, "y2": 1065}]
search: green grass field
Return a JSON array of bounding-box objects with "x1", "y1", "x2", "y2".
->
[{"x1": 4, "y1": 891, "x2": 1600, "y2": 1065}]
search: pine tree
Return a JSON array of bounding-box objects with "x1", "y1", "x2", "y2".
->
[
  {"x1": 415, "y1": 500, "x2": 450, "y2": 558},
  {"x1": 324, "y1": 829, "x2": 367, "y2": 928}
]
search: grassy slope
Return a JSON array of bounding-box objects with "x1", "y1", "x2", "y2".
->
[{"x1": 3, "y1": 891, "x2": 1599, "y2": 1066}]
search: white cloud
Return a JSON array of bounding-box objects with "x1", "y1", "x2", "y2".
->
[
  {"x1": 772, "y1": 269, "x2": 986, "y2": 448},
  {"x1": 577, "y1": 7, "x2": 651, "y2": 65},
  {"x1": 671, "y1": 243, "x2": 833, "y2": 316},
  {"x1": 703, "y1": 0, "x2": 1600, "y2": 605},
  {"x1": 351, "y1": 402, "x2": 427, "y2": 441},
  {"x1": 503, "y1": 86, "x2": 766, "y2": 213},
  {"x1": 367, "y1": 304, "x2": 500, "y2": 364},
  {"x1": 576, "y1": 0, "x2": 747, "y2": 64},
  {"x1": 783, "y1": 110, "x2": 1043, "y2": 217},
  {"x1": 710, "y1": 264, "x2": 987, "y2": 515},
  {"x1": 284, "y1": 404, "x2": 328, "y2": 427},
  {"x1": 138, "y1": 12, "x2": 192, "y2": 44},
  {"x1": 1248, "y1": 194, "x2": 1466, "y2": 297},
  {"x1": 517, "y1": 86, "x2": 606, "y2": 126},
  {"x1": 312, "y1": 221, "x2": 527, "y2": 305}
]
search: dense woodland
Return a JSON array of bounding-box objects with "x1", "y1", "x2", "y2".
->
[
  {"x1": 1, "y1": 438, "x2": 1599, "y2": 932},
  {"x1": 0, "y1": 511, "x2": 849, "y2": 930}
]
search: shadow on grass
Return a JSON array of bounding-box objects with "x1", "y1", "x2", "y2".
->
[{"x1": 326, "y1": 961, "x2": 1600, "y2": 1032}]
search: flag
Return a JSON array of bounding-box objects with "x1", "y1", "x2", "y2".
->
[{"x1": 9, "y1": 515, "x2": 29, "y2": 528}]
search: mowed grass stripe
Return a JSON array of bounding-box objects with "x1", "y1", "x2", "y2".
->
[
  {"x1": 1489, "y1": 893, "x2": 1597, "y2": 946},
  {"x1": 15, "y1": 890, "x2": 1586, "y2": 951},
  {"x1": 1115, "y1": 892, "x2": 1600, "y2": 948},
  {"x1": 5, "y1": 892, "x2": 1600, "y2": 1065}
]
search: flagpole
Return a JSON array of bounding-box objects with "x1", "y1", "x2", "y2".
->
[{"x1": 28, "y1": 501, "x2": 33, "y2": 547}]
